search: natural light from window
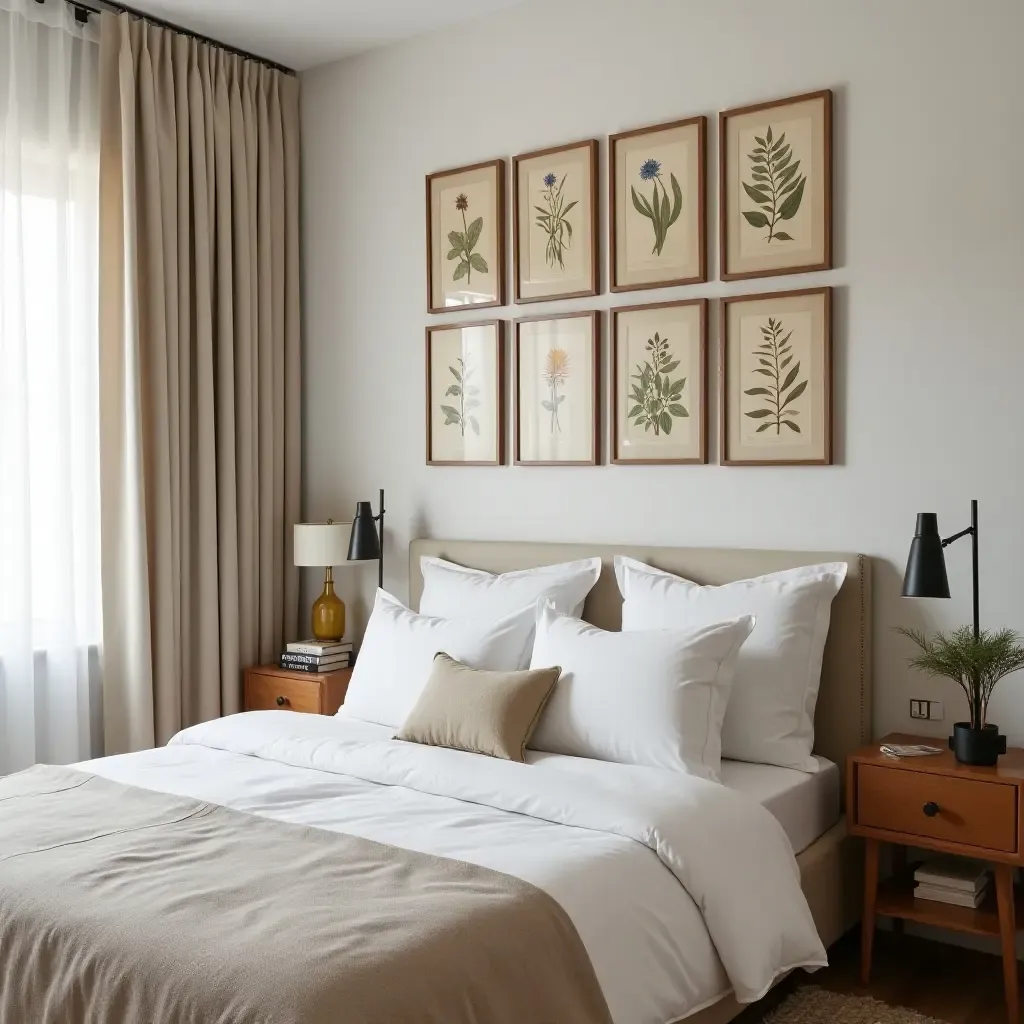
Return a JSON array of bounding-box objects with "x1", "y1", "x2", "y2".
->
[{"x1": 0, "y1": 166, "x2": 101, "y2": 645}]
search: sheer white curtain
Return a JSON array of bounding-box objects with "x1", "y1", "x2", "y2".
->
[{"x1": 0, "y1": 0, "x2": 102, "y2": 773}]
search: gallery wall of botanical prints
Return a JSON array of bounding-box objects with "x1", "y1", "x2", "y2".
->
[
  {"x1": 425, "y1": 89, "x2": 833, "y2": 470},
  {"x1": 303, "y1": 0, "x2": 1024, "y2": 744}
]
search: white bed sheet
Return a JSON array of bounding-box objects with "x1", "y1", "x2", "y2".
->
[
  {"x1": 718, "y1": 756, "x2": 840, "y2": 855},
  {"x1": 77, "y1": 713, "x2": 823, "y2": 1024}
]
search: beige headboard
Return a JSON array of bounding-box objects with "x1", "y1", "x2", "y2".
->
[{"x1": 409, "y1": 539, "x2": 872, "y2": 789}]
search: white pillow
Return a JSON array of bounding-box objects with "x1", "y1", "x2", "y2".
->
[
  {"x1": 614, "y1": 556, "x2": 847, "y2": 772},
  {"x1": 419, "y1": 556, "x2": 602, "y2": 665},
  {"x1": 528, "y1": 604, "x2": 755, "y2": 779},
  {"x1": 343, "y1": 590, "x2": 536, "y2": 728}
]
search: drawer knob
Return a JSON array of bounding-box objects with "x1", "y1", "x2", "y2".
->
[
  {"x1": 923, "y1": 801, "x2": 940, "y2": 817},
  {"x1": 276, "y1": 695, "x2": 288, "y2": 707}
]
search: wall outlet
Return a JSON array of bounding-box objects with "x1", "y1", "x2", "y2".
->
[{"x1": 910, "y1": 699, "x2": 944, "y2": 721}]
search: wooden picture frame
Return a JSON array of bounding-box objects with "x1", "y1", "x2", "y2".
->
[
  {"x1": 514, "y1": 311, "x2": 600, "y2": 466},
  {"x1": 719, "y1": 89, "x2": 832, "y2": 282},
  {"x1": 612, "y1": 298, "x2": 707, "y2": 465},
  {"x1": 425, "y1": 320, "x2": 505, "y2": 466},
  {"x1": 720, "y1": 287, "x2": 832, "y2": 466},
  {"x1": 426, "y1": 159, "x2": 506, "y2": 313},
  {"x1": 609, "y1": 115, "x2": 706, "y2": 292},
  {"x1": 513, "y1": 139, "x2": 599, "y2": 303}
]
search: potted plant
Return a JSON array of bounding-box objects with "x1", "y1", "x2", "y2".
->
[{"x1": 896, "y1": 626, "x2": 1024, "y2": 765}]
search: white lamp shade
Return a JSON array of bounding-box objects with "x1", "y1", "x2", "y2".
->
[{"x1": 293, "y1": 522, "x2": 350, "y2": 567}]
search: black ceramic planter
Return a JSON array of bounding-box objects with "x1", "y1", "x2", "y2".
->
[{"x1": 949, "y1": 722, "x2": 1007, "y2": 766}]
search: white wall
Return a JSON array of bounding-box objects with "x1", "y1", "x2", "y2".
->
[{"x1": 300, "y1": 0, "x2": 1024, "y2": 743}]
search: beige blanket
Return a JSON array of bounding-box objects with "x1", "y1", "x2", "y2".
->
[{"x1": 0, "y1": 765, "x2": 613, "y2": 1024}]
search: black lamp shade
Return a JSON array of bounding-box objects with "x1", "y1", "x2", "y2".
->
[
  {"x1": 347, "y1": 501, "x2": 381, "y2": 561},
  {"x1": 902, "y1": 513, "x2": 951, "y2": 599}
]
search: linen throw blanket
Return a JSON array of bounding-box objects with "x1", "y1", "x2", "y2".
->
[{"x1": 0, "y1": 765, "x2": 614, "y2": 1024}]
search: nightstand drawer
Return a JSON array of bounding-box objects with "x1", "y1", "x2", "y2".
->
[
  {"x1": 246, "y1": 674, "x2": 322, "y2": 714},
  {"x1": 857, "y1": 763, "x2": 1017, "y2": 853}
]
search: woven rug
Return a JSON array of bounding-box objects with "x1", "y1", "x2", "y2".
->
[{"x1": 764, "y1": 986, "x2": 947, "y2": 1024}]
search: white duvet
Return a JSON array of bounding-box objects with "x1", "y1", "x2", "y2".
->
[{"x1": 79, "y1": 711, "x2": 825, "y2": 1024}]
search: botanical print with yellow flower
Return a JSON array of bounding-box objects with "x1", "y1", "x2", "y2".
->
[{"x1": 541, "y1": 347, "x2": 570, "y2": 433}]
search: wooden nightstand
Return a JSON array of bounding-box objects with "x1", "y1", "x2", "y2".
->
[
  {"x1": 848, "y1": 733, "x2": 1024, "y2": 1022},
  {"x1": 244, "y1": 665, "x2": 352, "y2": 715}
]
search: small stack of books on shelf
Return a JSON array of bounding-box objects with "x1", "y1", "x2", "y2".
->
[
  {"x1": 279, "y1": 640, "x2": 352, "y2": 674},
  {"x1": 913, "y1": 857, "x2": 991, "y2": 909}
]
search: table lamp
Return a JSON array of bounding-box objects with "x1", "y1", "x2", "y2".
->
[{"x1": 294, "y1": 520, "x2": 350, "y2": 641}]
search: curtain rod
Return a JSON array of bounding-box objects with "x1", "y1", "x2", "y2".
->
[{"x1": 42, "y1": 0, "x2": 296, "y2": 75}]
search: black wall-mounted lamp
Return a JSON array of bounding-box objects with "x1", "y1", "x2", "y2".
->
[
  {"x1": 901, "y1": 499, "x2": 979, "y2": 637},
  {"x1": 347, "y1": 488, "x2": 385, "y2": 589}
]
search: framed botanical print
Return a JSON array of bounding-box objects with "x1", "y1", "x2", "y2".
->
[
  {"x1": 425, "y1": 320, "x2": 504, "y2": 466},
  {"x1": 721, "y1": 287, "x2": 832, "y2": 466},
  {"x1": 514, "y1": 312, "x2": 599, "y2": 466},
  {"x1": 720, "y1": 89, "x2": 832, "y2": 281},
  {"x1": 612, "y1": 299, "x2": 707, "y2": 465},
  {"x1": 426, "y1": 159, "x2": 505, "y2": 313},
  {"x1": 609, "y1": 115, "x2": 706, "y2": 291},
  {"x1": 513, "y1": 139, "x2": 598, "y2": 303}
]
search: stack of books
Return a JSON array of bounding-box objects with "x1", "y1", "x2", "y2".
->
[
  {"x1": 279, "y1": 640, "x2": 352, "y2": 674},
  {"x1": 913, "y1": 857, "x2": 991, "y2": 908}
]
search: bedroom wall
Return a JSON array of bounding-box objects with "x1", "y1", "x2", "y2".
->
[{"x1": 300, "y1": 0, "x2": 1024, "y2": 744}]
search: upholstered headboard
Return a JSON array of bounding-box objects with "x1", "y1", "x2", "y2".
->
[{"x1": 409, "y1": 539, "x2": 872, "y2": 789}]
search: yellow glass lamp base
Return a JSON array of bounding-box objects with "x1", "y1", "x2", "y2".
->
[{"x1": 311, "y1": 568, "x2": 345, "y2": 642}]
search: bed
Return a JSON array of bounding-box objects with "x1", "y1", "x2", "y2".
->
[
  {"x1": 406, "y1": 539, "x2": 872, "y2": 1024},
  {"x1": 0, "y1": 539, "x2": 872, "y2": 1024}
]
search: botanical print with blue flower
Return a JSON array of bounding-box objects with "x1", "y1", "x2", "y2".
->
[
  {"x1": 534, "y1": 172, "x2": 577, "y2": 271},
  {"x1": 617, "y1": 130, "x2": 699, "y2": 285},
  {"x1": 631, "y1": 157, "x2": 682, "y2": 257},
  {"x1": 522, "y1": 159, "x2": 587, "y2": 291}
]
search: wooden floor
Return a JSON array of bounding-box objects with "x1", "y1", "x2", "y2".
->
[{"x1": 735, "y1": 928, "x2": 1015, "y2": 1024}]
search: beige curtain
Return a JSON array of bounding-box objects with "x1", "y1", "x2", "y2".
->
[{"x1": 97, "y1": 11, "x2": 301, "y2": 753}]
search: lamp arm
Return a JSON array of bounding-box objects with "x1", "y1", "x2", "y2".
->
[
  {"x1": 942, "y1": 500, "x2": 980, "y2": 639},
  {"x1": 941, "y1": 526, "x2": 974, "y2": 547}
]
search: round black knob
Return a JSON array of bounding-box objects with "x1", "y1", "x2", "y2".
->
[
  {"x1": 923, "y1": 801, "x2": 939, "y2": 817},
  {"x1": 276, "y1": 695, "x2": 287, "y2": 707}
]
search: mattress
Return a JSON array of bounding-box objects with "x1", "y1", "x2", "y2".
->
[{"x1": 718, "y1": 756, "x2": 840, "y2": 855}]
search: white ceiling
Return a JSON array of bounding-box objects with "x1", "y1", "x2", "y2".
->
[{"x1": 123, "y1": 0, "x2": 528, "y2": 71}]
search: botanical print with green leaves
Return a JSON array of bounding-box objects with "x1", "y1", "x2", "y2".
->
[
  {"x1": 631, "y1": 158, "x2": 682, "y2": 256},
  {"x1": 535, "y1": 172, "x2": 577, "y2": 270},
  {"x1": 742, "y1": 125, "x2": 806, "y2": 242},
  {"x1": 628, "y1": 332, "x2": 687, "y2": 435},
  {"x1": 744, "y1": 316, "x2": 807, "y2": 434},
  {"x1": 447, "y1": 193, "x2": 488, "y2": 284},
  {"x1": 440, "y1": 353, "x2": 481, "y2": 436}
]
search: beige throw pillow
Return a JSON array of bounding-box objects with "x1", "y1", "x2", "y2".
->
[{"x1": 395, "y1": 652, "x2": 560, "y2": 762}]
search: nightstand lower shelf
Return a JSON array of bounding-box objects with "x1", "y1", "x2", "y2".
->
[{"x1": 876, "y1": 872, "x2": 1024, "y2": 939}]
